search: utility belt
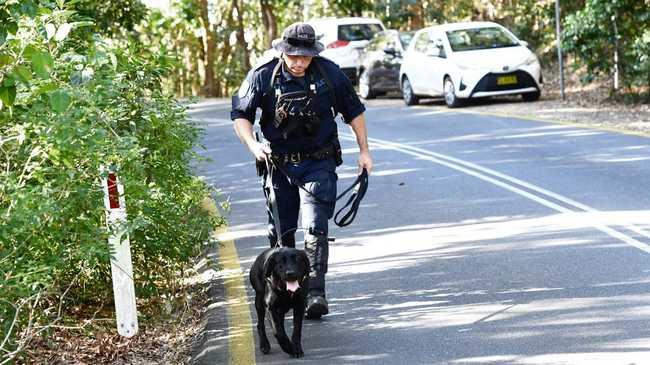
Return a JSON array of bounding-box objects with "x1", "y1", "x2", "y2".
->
[
  {"x1": 271, "y1": 143, "x2": 338, "y2": 165},
  {"x1": 256, "y1": 138, "x2": 342, "y2": 177}
]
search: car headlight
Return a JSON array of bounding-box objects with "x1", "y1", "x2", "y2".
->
[{"x1": 524, "y1": 54, "x2": 539, "y2": 66}]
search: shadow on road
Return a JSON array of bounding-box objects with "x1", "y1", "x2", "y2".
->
[{"x1": 190, "y1": 99, "x2": 650, "y2": 365}]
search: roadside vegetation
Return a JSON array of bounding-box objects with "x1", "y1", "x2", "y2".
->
[
  {"x1": 1, "y1": 1, "x2": 220, "y2": 362},
  {"x1": 1, "y1": 0, "x2": 647, "y2": 362}
]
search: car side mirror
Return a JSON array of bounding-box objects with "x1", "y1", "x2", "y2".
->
[
  {"x1": 519, "y1": 40, "x2": 529, "y2": 48},
  {"x1": 383, "y1": 46, "x2": 398, "y2": 56},
  {"x1": 426, "y1": 45, "x2": 445, "y2": 58}
]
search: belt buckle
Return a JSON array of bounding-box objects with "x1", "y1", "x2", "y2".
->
[{"x1": 289, "y1": 152, "x2": 301, "y2": 164}]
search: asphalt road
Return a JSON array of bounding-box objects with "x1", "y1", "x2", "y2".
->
[{"x1": 191, "y1": 98, "x2": 650, "y2": 365}]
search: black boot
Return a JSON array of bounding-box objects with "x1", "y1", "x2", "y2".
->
[
  {"x1": 305, "y1": 232, "x2": 329, "y2": 319},
  {"x1": 306, "y1": 295, "x2": 329, "y2": 319}
]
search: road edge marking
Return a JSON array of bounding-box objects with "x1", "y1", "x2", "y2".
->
[
  {"x1": 202, "y1": 198, "x2": 256, "y2": 365},
  {"x1": 452, "y1": 108, "x2": 650, "y2": 139}
]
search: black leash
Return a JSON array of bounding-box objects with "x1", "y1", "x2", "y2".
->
[
  {"x1": 264, "y1": 157, "x2": 285, "y2": 247},
  {"x1": 333, "y1": 169, "x2": 368, "y2": 227},
  {"x1": 266, "y1": 157, "x2": 369, "y2": 228}
]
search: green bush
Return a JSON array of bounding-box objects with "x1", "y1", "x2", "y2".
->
[
  {"x1": 0, "y1": 1, "x2": 219, "y2": 359},
  {"x1": 563, "y1": 0, "x2": 650, "y2": 89}
]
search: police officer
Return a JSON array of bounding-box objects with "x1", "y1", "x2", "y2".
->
[{"x1": 231, "y1": 22, "x2": 373, "y2": 319}]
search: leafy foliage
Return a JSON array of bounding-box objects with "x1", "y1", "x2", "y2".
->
[
  {"x1": 0, "y1": 1, "x2": 218, "y2": 359},
  {"x1": 563, "y1": 0, "x2": 650, "y2": 88},
  {"x1": 73, "y1": 0, "x2": 148, "y2": 37},
  {"x1": 145, "y1": 0, "x2": 645, "y2": 98}
]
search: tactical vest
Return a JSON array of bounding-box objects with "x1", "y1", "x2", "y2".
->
[{"x1": 263, "y1": 57, "x2": 338, "y2": 140}]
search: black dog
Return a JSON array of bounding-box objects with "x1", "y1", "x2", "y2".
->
[{"x1": 249, "y1": 247, "x2": 310, "y2": 358}]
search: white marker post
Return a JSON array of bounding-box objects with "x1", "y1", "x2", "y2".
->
[{"x1": 100, "y1": 166, "x2": 138, "y2": 337}]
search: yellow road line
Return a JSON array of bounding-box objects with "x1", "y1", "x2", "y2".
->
[
  {"x1": 217, "y1": 227, "x2": 256, "y2": 365},
  {"x1": 203, "y1": 199, "x2": 256, "y2": 365},
  {"x1": 455, "y1": 108, "x2": 650, "y2": 139}
]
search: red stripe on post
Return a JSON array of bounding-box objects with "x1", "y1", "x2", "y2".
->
[{"x1": 107, "y1": 173, "x2": 120, "y2": 209}]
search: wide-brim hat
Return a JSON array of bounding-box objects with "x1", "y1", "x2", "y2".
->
[{"x1": 272, "y1": 22, "x2": 324, "y2": 56}]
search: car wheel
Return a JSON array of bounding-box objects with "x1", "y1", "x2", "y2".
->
[
  {"x1": 522, "y1": 91, "x2": 541, "y2": 102},
  {"x1": 401, "y1": 77, "x2": 419, "y2": 106},
  {"x1": 444, "y1": 77, "x2": 462, "y2": 108},
  {"x1": 359, "y1": 69, "x2": 376, "y2": 99}
]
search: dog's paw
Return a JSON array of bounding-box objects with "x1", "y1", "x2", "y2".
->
[{"x1": 292, "y1": 344, "x2": 304, "y2": 358}]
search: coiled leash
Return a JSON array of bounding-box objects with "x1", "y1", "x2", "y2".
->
[
  {"x1": 266, "y1": 157, "x2": 369, "y2": 228},
  {"x1": 333, "y1": 168, "x2": 368, "y2": 227}
]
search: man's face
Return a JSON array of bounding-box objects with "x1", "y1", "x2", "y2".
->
[{"x1": 282, "y1": 54, "x2": 313, "y2": 77}]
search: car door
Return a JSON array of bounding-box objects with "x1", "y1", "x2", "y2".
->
[
  {"x1": 406, "y1": 31, "x2": 433, "y2": 95},
  {"x1": 374, "y1": 32, "x2": 399, "y2": 90},
  {"x1": 426, "y1": 31, "x2": 449, "y2": 96},
  {"x1": 415, "y1": 31, "x2": 446, "y2": 96},
  {"x1": 367, "y1": 33, "x2": 389, "y2": 88},
  {"x1": 379, "y1": 32, "x2": 403, "y2": 91}
]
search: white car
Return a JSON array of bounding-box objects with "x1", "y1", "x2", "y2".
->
[
  {"x1": 399, "y1": 22, "x2": 542, "y2": 107},
  {"x1": 308, "y1": 17, "x2": 386, "y2": 84}
]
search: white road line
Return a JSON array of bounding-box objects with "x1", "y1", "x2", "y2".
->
[
  {"x1": 340, "y1": 134, "x2": 650, "y2": 254},
  {"x1": 411, "y1": 110, "x2": 449, "y2": 116},
  {"x1": 386, "y1": 137, "x2": 650, "y2": 240}
]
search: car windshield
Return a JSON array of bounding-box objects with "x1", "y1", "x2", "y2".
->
[
  {"x1": 399, "y1": 32, "x2": 414, "y2": 48},
  {"x1": 338, "y1": 23, "x2": 384, "y2": 41},
  {"x1": 446, "y1": 27, "x2": 519, "y2": 52}
]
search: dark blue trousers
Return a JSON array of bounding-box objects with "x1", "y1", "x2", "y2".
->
[{"x1": 264, "y1": 158, "x2": 337, "y2": 296}]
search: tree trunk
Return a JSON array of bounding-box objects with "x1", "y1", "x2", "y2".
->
[
  {"x1": 199, "y1": 0, "x2": 217, "y2": 97},
  {"x1": 192, "y1": 45, "x2": 202, "y2": 96},
  {"x1": 259, "y1": 0, "x2": 278, "y2": 48},
  {"x1": 182, "y1": 39, "x2": 194, "y2": 98},
  {"x1": 260, "y1": 0, "x2": 270, "y2": 47},
  {"x1": 233, "y1": 0, "x2": 251, "y2": 71},
  {"x1": 216, "y1": 1, "x2": 236, "y2": 96},
  {"x1": 407, "y1": 2, "x2": 424, "y2": 30}
]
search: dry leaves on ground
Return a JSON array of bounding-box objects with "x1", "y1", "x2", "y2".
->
[{"x1": 22, "y1": 284, "x2": 208, "y2": 365}]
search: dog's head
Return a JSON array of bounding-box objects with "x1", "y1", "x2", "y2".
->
[{"x1": 263, "y1": 247, "x2": 310, "y2": 293}]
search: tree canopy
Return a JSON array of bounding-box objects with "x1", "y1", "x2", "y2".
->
[{"x1": 130, "y1": 0, "x2": 647, "y2": 98}]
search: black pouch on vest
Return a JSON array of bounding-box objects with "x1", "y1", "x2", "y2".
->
[{"x1": 273, "y1": 90, "x2": 310, "y2": 129}]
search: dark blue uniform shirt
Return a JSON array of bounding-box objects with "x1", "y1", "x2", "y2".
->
[{"x1": 231, "y1": 57, "x2": 365, "y2": 153}]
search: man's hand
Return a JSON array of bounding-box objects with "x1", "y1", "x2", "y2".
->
[
  {"x1": 234, "y1": 118, "x2": 271, "y2": 162},
  {"x1": 251, "y1": 141, "x2": 272, "y2": 162},
  {"x1": 358, "y1": 150, "x2": 373, "y2": 175}
]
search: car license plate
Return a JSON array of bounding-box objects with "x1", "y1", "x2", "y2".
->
[{"x1": 497, "y1": 75, "x2": 517, "y2": 85}]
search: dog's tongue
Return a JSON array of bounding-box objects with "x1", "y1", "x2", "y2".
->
[{"x1": 286, "y1": 280, "x2": 300, "y2": 293}]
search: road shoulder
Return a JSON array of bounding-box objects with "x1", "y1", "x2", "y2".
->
[{"x1": 191, "y1": 198, "x2": 255, "y2": 365}]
